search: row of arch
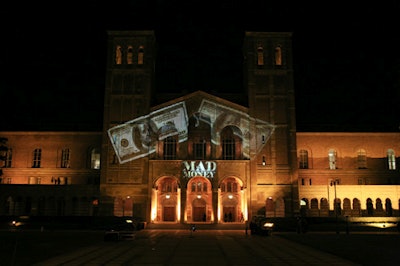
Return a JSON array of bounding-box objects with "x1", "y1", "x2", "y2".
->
[
  {"x1": 300, "y1": 197, "x2": 398, "y2": 217},
  {"x1": 148, "y1": 175, "x2": 247, "y2": 223}
]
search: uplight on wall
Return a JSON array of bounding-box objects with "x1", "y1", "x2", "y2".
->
[
  {"x1": 262, "y1": 156, "x2": 266, "y2": 166},
  {"x1": 228, "y1": 194, "x2": 233, "y2": 199},
  {"x1": 166, "y1": 194, "x2": 170, "y2": 199}
]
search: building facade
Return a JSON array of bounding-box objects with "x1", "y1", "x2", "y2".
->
[{"x1": 0, "y1": 30, "x2": 399, "y2": 225}]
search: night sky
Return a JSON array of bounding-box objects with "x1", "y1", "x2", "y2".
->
[{"x1": 1, "y1": 1, "x2": 399, "y2": 132}]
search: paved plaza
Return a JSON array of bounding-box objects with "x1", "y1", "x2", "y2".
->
[{"x1": 32, "y1": 229, "x2": 360, "y2": 266}]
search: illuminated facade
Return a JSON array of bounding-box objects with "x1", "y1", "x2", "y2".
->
[
  {"x1": 0, "y1": 31, "x2": 399, "y2": 224},
  {"x1": 99, "y1": 31, "x2": 298, "y2": 223}
]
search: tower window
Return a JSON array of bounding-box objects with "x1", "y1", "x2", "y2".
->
[
  {"x1": 115, "y1": 45, "x2": 122, "y2": 65},
  {"x1": 138, "y1": 46, "x2": 144, "y2": 65},
  {"x1": 275, "y1": 46, "x2": 282, "y2": 66},
  {"x1": 127, "y1": 46, "x2": 133, "y2": 64},
  {"x1": 257, "y1": 45, "x2": 264, "y2": 66},
  {"x1": 90, "y1": 148, "x2": 101, "y2": 169}
]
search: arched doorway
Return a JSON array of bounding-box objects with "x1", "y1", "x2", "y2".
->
[
  {"x1": 153, "y1": 176, "x2": 180, "y2": 223},
  {"x1": 219, "y1": 176, "x2": 244, "y2": 223},
  {"x1": 186, "y1": 176, "x2": 212, "y2": 223}
]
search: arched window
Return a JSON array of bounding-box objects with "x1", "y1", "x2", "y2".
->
[
  {"x1": 32, "y1": 148, "x2": 42, "y2": 168},
  {"x1": 221, "y1": 126, "x2": 242, "y2": 160},
  {"x1": 127, "y1": 45, "x2": 133, "y2": 64},
  {"x1": 138, "y1": 45, "x2": 144, "y2": 65},
  {"x1": 299, "y1": 149, "x2": 308, "y2": 169},
  {"x1": 328, "y1": 149, "x2": 337, "y2": 169},
  {"x1": 257, "y1": 45, "x2": 264, "y2": 66},
  {"x1": 115, "y1": 45, "x2": 122, "y2": 65},
  {"x1": 357, "y1": 149, "x2": 367, "y2": 169},
  {"x1": 275, "y1": 46, "x2": 282, "y2": 66},
  {"x1": 387, "y1": 149, "x2": 396, "y2": 170}
]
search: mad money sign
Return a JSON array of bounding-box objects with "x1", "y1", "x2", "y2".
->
[{"x1": 182, "y1": 161, "x2": 217, "y2": 179}]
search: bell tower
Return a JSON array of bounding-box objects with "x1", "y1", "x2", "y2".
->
[
  {"x1": 100, "y1": 31, "x2": 156, "y2": 217},
  {"x1": 244, "y1": 32, "x2": 299, "y2": 217}
]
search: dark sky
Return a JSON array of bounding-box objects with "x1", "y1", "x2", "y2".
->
[{"x1": 1, "y1": 1, "x2": 399, "y2": 132}]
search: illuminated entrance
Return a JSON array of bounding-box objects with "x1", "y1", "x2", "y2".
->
[
  {"x1": 151, "y1": 174, "x2": 247, "y2": 224},
  {"x1": 186, "y1": 176, "x2": 212, "y2": 222},
  {"x1": 219, "y1": 177, "x2": 246, "y2": 223}
]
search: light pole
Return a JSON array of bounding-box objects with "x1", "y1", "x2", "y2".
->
[{"x1": 330, "y1": 179, "x2": 339, "y2": 234}]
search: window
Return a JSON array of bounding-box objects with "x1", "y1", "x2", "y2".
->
[
  {"x1": 257, "y1": 45, "x2": 264, "y2": 66},
  {"x1": 127, "y1": 45, "x2": 133, "y2": 64},
  {"x1": 275, "y1": 46, "x2": 282, "y2": 66},
  {"x1": 328, "y1": 149, "x2": 337, "y2": 169},
  {"x1": 138, "y1": 46, "x2": 144, "y2": 65},
  {"x1": 32, "y1": 148, "x2": 42, "y2": 168},
  {"x1": 4, "y1": 148, "x2": 12, "y2": 168},
  {"x1": 387, "y1": 149, "x2": 396, "y2": 170},
  {"x1": 193, "y1": 141, "x2": 206, "y2": 160},
  {"x1": 61, "y1": 148, "x2": 70, "y2": 168},
  {"x1": 357, "y1": 149, "x2": 367, "y2": 169},
  {"x1": 163, "y1": 137, "x2": 176, "y2": 160},
  {"x1": 299, "y1": 150, "x2": 308, "y2": 169},
  {"x1": 222, "y1": 138, "x2": 235, "y2": 160},
  {"x1": 90, "y1": 148, "x2": 100, "y2": 169},
  {"x1": 221, "y1": 178, "x2": 239, "y2": 193},
  {"x1": 115, "y1": 45, "x2": 122, "y2": 65}
]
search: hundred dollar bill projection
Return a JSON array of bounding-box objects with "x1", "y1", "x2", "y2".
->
[
  {"x1": 197, "y1": 99, "x2": 275, "y2": 158},
  {"x1": 108, "y1": 101, "x2": 188, "y2": 164},
  {"x1": 108, "y1": 98, "x2": 275, "y2": 164}
]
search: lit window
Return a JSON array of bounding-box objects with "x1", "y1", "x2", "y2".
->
[
  {"x1": 127, "y1": 45, "x2": 133, "y2": 64},
  {"x1": 275, "y1": 46, "x2": 282, "y2": 66},
  {"x1": 357, "y1": 149, "x2": 367, "y2": 169},
  {"x1": 138, "y1": 46, "x2": 144, "y2": 65},
  {"x1": 90, "y1": 148, "x2": 101, "y2": 169},
  {"x1": 387, "y1": 149, "x2": 396, "y2": 170},
  {"x1": 32, "y1": 148, "x2": 42, "y2": 168},
  {"x1": 299, "y1": 150, "x2": 308, "y2": 169},
  {"x1": 328, "y1": 149, "x2": 337, "y2": 170},
  {"x1": 61, "y1": 148, "x2": 70, "y2": 168},
  {"x1": 257, "y1": 45, "x2": 264, "y2": 66},
  {"x1": 115, "y1": 45, "x2": 122, "y2": 65}
]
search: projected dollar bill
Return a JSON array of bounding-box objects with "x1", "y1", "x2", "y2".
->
[
  {"x1": 108, "y1": 101, "x2": 188, "y2": 163},
  {"x1": 108, "y1": 98, "x2": 275, "y2": 164},
  {"x1": 197, "y1": 99, "x2": 275, "y2": 158}
]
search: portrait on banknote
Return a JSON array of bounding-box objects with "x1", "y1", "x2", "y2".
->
[{"x1": 108, "y1": 101, "x2": 188, "y2": 163}]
